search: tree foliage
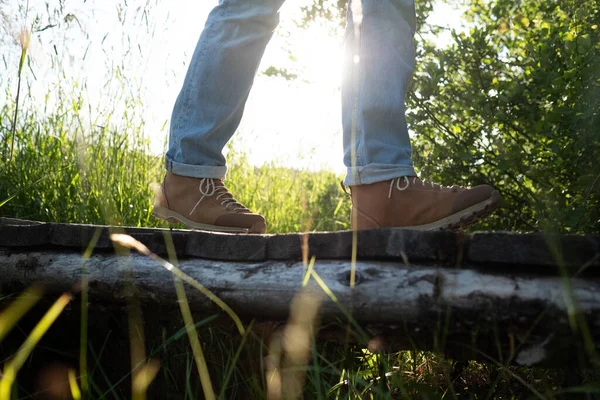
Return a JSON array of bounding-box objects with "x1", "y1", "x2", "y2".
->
[{"x1": 304, "y1": 0, "x2": 600, "y2": 233}]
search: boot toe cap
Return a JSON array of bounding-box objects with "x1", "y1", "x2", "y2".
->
[
  {"x1": 452, "y1": 185, "x2": 500, "y2": 213},
  {"x1": 215, "y1": 213, "x2": 267, "y2": 234}
]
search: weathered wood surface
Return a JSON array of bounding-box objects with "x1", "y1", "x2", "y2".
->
[
  {"x1": 1, "y1": 218, "x2": 599, "y2": 269},
  {"x1": 1, "y1": 217, "x2": 600, "y2": 367}
]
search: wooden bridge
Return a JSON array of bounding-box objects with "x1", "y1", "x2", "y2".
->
[{"x1": 1, "y1": 217, "x2": 599, "y2": 367}]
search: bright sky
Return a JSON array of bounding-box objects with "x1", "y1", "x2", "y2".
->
[{"x1": 1, "y1": 0, "x2": 464, "y2": 174}]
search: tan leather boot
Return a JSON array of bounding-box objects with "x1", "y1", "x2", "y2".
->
[
  {"x1": 349, "y1": 176, "x2": 501, "y2": 231},
  {"x1": 152, "y1": 172, "x2": 266, "y2": 234}
]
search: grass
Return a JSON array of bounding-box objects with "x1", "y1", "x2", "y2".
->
[
  {"x1": 1, "y1": 113, "x2": 599, "y2": 398},
  {"x1": 1, "y1": 4, "x2": 599, "y2": 399},
  {"x1": 2, "y1": 96, "x2": 597, "y2": 398},
  {"x1": 0, "y1": 100, "x2": 350, "y2": 233}
]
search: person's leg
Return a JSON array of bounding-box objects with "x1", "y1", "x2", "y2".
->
[
  {"x1": 342, "y1": 0, "x2": 418, "y2": 186},
  {"x1": 154, "y1": 0, "x2": 285, "y2": 234},
  {"x1": 167, "y1": 0, "x2": 286, "y2": 179},
  {"x1": 343, "y1": 0, "x2": 501, "y2": 230}
]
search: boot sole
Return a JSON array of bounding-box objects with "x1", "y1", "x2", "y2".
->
[
  {"x1": 152, "y1": 205, "x2": 250, "y2": 233},
  {"x1": 404, "y1": 190, "x2": 502, "y2": 231}
]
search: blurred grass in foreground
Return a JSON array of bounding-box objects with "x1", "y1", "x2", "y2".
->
[
  {"x1": 3, "y1": 89, "x2": 596, "y2": 398},
  {"x1": 1, "y1": 2, "x2": 598, "y2": 395}
]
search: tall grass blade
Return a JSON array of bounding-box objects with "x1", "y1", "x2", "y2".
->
[
  {"x1": 80, "y1": 227, "x2": 102, "y2": 395},
  {"x1": 8, "y1": 23, "x2": 31, "y2": 164},
  {"x1": 466, "y1": 345, "x2": 547, "y2": 400},
  {"x1": 0, "y1": 176, "x2": 51, "y2": 209},
  {"x1": 0, "y1": 285, "x2": 43, "y2": 343},
  {"x1": 0, "y1": 292, "x2": 72, "y2": 399},
  {"x1": 68, "y1": 369, "x2": 82, "y2": 400},
  {"x1": 307, "y1": 267, "x2": 367, "y2": 340},
  {"x1": 266, "y1": 329, "x2": 283, "y2": 400},
  {"x1": 174, "y1": 276, "x2": 216, "y2": 400},
  {"x1": 350, "y1": 229, "x2": 358, "y2": 289},
  {"x1": 151, "y1": 315, "x2": 219, "y2": 354},
  {"x1": 545, "y1": 235, "x2": 598, "y2": 362},
  {"x1": 110, "y1": 233, "x2": 245, "y2": 335},
  {"x1": 349, "y1": 0, "x2": 363, "y2": 290},
  {"x1": 90, "y1": 343, "x2": 124, "y2": 400},
  {"x1": 127, "y1": 278, "x2": 148, "y2": 400},
  {"x1": 162, "y1": 229, "x2": 215, "y2": 400},
  {"x1": 218, "y1": 320, "x2": 256, "y2": 400},
  {"x1": 132, "y1": 359, "x2": 160, "y2": 397},
  {"x1": 280, "y1": 290, "x2": 322, "y2": 399},
  {"x1": 302, "y1": 256, "x2": 316, "y2": 287}
]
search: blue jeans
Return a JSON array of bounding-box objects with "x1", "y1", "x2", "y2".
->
[{"x1": 166, "y1": 0, "x2": 417, "y2": 185}]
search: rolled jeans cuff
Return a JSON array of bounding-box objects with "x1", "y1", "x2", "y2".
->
[
  {"x1": 165, "y1": 157, "x2": 227, "y2": 179},
  {"x1": 344, "y1": 164, "x2": 417, "y2": 186}
]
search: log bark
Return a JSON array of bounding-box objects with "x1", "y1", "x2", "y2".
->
[
  {"x1": 2, "y1": 217, "x2": 600, "y2": 367},
  {"x1": 1, "y1": 248, "x2": 599, "y2": 367}
]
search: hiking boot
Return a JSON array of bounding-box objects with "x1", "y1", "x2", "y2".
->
[
  {"x1": 152, "y1": 172, "x2": 266, "y2": 234},
  {"x1": 348, "y1": 176, "x2": 501, "y2": 231}
]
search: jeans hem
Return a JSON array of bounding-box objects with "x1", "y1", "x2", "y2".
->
[
  {"x1": 165, "y1": 157, "x2": 227, "y2": 179},
  {"x1": 344, "y1": 165, "x2": 417, "y2": 186}
]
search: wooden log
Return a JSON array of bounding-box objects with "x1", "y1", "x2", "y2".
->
[
  {"x1": 2, "y1": 217, "x2": 599, "y2": 271},
  {"x1": 2, "y1": 217, "x2": 600, "y2": 366},
  {"x1": 1, "y1": 248, "x2": 599, "y2": 367}
]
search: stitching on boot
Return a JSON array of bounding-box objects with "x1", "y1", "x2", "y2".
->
[
  {"x1": 356, "y1": 209, "x2": 381, "y2": 230},
  {"x1": 162, "y1": 175, "x2": 172, "y2": 210}
]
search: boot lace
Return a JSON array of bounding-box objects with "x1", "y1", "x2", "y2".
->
[
  {"x1": 388, "y1": 176, "x2": 460, "y2": 198},
  {"x1": 189, "y1": 178, "x2": 248, "y2": 215}
]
